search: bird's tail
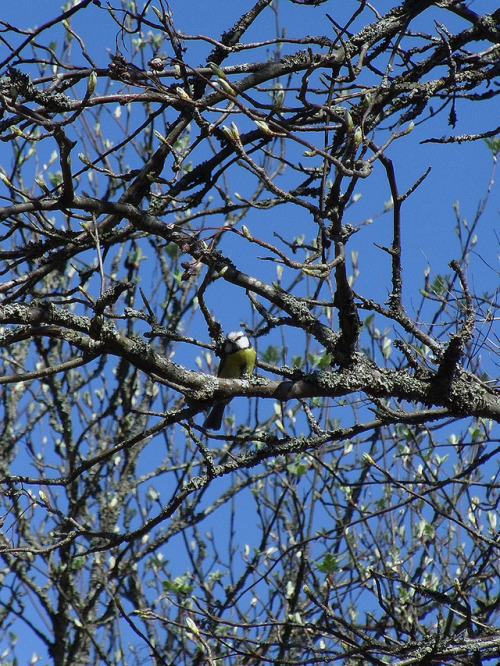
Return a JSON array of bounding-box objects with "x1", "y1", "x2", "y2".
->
[{"x1": 203, "y1": 401, "x2": 229, "y2": 430}]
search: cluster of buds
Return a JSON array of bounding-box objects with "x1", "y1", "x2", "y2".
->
[
  {"x1": 108, "y1": 53, "x2": 145, "y2": 83},
  {"x1": 148, "y1": 56, "x2": 169, "y2": 72}
]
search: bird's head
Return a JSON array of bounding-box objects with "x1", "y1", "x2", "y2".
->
[{"x1": 225, "y1": 330, "x2": 251, "y2": 353}]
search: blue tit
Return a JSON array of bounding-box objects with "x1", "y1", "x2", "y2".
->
[{"x1": 204, "y1": 331, "x2": 256, "y2": 430}]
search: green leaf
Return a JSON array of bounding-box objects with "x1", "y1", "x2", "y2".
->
[
  {"x1": 286, "y1": 460, "x2": 308, "y2": 477},
  {"x1": 316, "y1": 553, "x2": 340, "y2": 574},
  {"x1": 162, "y1": 575, "x2": 195, "y2": 597}
]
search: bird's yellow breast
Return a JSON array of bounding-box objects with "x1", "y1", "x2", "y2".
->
[{"x1": 218, "y1": 347, "x2": 256, "y2": 378}]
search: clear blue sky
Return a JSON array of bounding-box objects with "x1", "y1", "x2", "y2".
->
[
  {"x1": 0, "y1": 1, "x2": 498, "y2": 662},
  {"x1": 2, "y1": 0, "x2": 497, "y2": 315}
]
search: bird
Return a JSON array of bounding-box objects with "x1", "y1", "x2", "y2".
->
[{"x1": 204, "y1": 330, "x2": 256, "y2": 430}]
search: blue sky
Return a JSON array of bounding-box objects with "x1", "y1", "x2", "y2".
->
[
  {"x1": 2, "y1": 0, "x2": 497, "y2": 318},
  {"x1": 0, "y1": 1, "x2": 498, "y2": 662}
]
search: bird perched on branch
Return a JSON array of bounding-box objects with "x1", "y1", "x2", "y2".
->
[{"x1": 204, "y1": 331, "x2": 256, "y2": 430}]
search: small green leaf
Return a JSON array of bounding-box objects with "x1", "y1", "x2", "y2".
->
[{"x1": 316, "y1": 553, "x2": 339, "y2": 574}]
